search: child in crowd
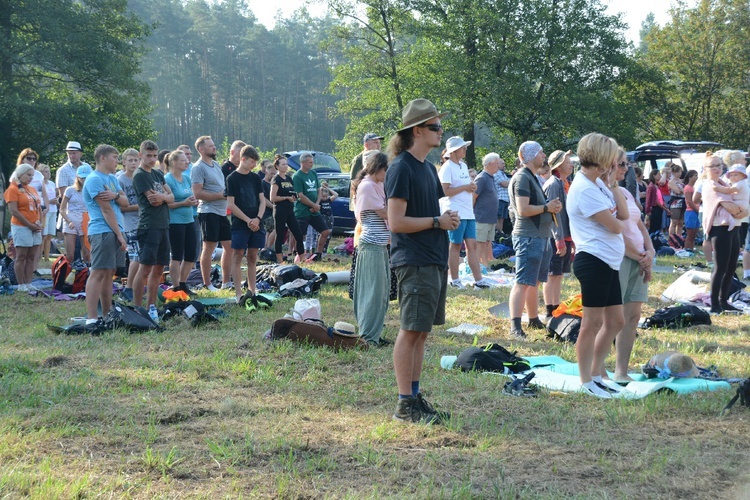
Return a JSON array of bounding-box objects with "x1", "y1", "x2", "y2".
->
[
  {"x1": 303, "y1": 182, "x2": 338, "y2": 256},
  {"x1": 713, "y1": 164, "x2": 748, "y2": 209}
]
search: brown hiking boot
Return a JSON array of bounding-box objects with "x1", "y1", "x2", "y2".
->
[{"x1": 392, "y1": 397, "x2": 440, "y2": 424}]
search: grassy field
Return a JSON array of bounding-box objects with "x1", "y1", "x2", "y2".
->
[{"x1": 1, "y1": 251, "x2": 749, "y2": 498}]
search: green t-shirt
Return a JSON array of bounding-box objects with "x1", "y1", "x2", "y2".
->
[{"x1": 292, "y1": 169, "x2": 321, "y2": 218}]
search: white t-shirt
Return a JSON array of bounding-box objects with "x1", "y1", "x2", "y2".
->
[
  {"x1": 438, "y1": 159, "x2": 474, "y2": 219},
  {"x1": 567, "y1": 172, "x2": 624, "y2": 270}
]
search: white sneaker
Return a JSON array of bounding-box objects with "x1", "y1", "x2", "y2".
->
[
  {"x1": 206, "y1": 284, "x2": 219, "y2": 292},
  {"x1": 473, "y1": 279, "x2": 491, "y2": 289},
  {"x1": 221, "y1": 282, "x2": 234, "y2": 290},
  {"x1": 595, "y1": 378, "x2": 625, "y2": 393},
  {"x1": 449, "y1": 280, "x2": 464, "y2": 289},
  {"x1": 581, "y1": 382, "x2": 613, "y2": 399},
  {"x1": 17, "y1": 284, "x2": 28, "y2": 292}
]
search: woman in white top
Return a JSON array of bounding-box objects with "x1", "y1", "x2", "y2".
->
[
  {"x1": 567, "y1": 133, "x2": 629, "y2": 398},
  {"x1": 36, "y1": 164, "x2": 59, "y2": 262}
]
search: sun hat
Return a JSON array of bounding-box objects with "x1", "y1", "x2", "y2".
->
[
  {"x1": 445, "y1": 136, "x2": 472, "y2": 154},
  {"x1": 727, "y1": 164, "x2": 748, "y2": 179},
  {"x1": 398, "y1": 98, "x2": 448, "y2": 132},
  {"x1": 548, "y1": 150, "x2": 572, "y2": 170},
  {"x1": 333, "y1": 321, "x2": 357, "y2": 337},
  {"x1": 646, "y1": 352, "x2": 700, "y2": 379},
  {"x1": 65, "y1": 141, "x2": 83, "y2": 152},
  {"x1": 518, "y1": 141, "x2": 543, "y2": 164},
  {"x1": 76, "y1": 164, "x2": 92, "y2": 178},
  {"x1": 363, "y1": 133, "x2": 384, "y2": 143}
]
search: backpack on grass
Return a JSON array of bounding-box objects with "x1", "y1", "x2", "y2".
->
[
  {"x1": 104, "y1": 301, "x2": 162, "y2": 333},
  {"x1": 455, "y1": 343, "x2": 531, "y2": 374},
  {"x1": 643, "y1": 305, "x2": 711, "y2": 329},
  {"x1": 723, "y1": 378, "x2": 750, "y2": 414},
  {"x1": 546, "y1": 313, "x2": 582, "y2": 343},
  {"x1": 52, "y1": 255, "x2": 88, "y2": 293}
]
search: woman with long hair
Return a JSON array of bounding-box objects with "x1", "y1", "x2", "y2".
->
[
  {"x1": 164, "y1": 149, "x2": 199, "y2": 294},
  {"x1": 269, "y1": 155, "x2": 305, "y2": 263},
  {"x1": 567, "y1": 133, "x2": 629, "y2": 398},
  {"x1": 59, "y1": 165, "x2": 92, "y2": 264},
  {"x1": 352, "y1": 151, "x2": 390, "y2": 346},
  {"x1": 645, "y1": 169, "x2": 670, "y2": 235},
  {"x1": 682, "y1": 170, "x2": 700, "y2": 252},
  {"x1": 4, "y1": 163, "x2": 43, "y2": 291},
  {"x1": 667, "y1": 164, "x2": 686, "y2": 238},
  {"x1": 36, "y1": 163, "x2": 58, "y2": 262}
]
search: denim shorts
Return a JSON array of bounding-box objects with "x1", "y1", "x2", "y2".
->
[
  {"x1": 512, "y1": 235, "x2": 551, "y2": 285},
  {"x1": 684, "y1": 210, "x2": 700, "y2": 230},
  {"x1": 448, "y1": 219, "x2": 476, "y2": 244}
]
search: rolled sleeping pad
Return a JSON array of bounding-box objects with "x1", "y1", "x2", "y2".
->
[{"x1": 321, "y1": 271, "x2": 349, "y2": 284}]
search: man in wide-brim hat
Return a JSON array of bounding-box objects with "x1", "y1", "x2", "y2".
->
[{"x1": 384, "y1": 99, "x2": 458, "y2": 425}]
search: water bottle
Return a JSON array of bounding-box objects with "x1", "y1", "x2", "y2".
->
[{"x1": 148, "y1": 304, "x2": 159, "y2": 324}]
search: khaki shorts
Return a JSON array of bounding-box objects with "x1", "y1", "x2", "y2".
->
[
  {"x1": 394, "y1": 265, "x2": 447, "y2": 332},
  {"x1": 475, "y1": 222, "x2": 495, "y2": 243},
  {"x1": 619, "y1": 256, "x2": 649, "y2": 303},
  {"x1": 89, "y1": 232, "x2": 125, "y2": 270}
]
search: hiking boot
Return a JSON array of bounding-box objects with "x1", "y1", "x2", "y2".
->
[
  {"x1": 509, "y1": 329, "x2": 527, "y2": 340},
  {"x1": 392, "y1": 397, "x2": 440, "y2": 424},
  {"x1": 527, "y1": 317, "x2": 546, "y2": 330},
  {"x1": 416, "y1": 393, "x2": 450, "y2": 423},
  {"x1": 178, "y1": 284, "x2": 197, "y2": 298}
]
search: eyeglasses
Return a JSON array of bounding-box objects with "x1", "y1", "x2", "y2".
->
[
  {"x1": 418, "y1": 123, "x2": 443, "y2": 132},
  {"x1": 25, "y1": 156, "x2": 37, "y2": 161}
]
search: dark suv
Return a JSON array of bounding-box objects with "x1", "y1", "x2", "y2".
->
[
  {"x1": 283, "y1": 151, "x2": 355, "y2": 234},
  {"x1": 627, "y1": 140, "x2": 723, "y2": 176}
]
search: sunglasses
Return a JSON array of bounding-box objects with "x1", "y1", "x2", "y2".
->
[
  {"x1": 25, "y1": 156, "x2": 37, "y2": 161},
  {"x1": 418, "y1": 123, "x2": 443, "y2": 132}
]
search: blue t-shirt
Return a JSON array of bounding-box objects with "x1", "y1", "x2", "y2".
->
[
  {"x1": 83, "y1": 170, "x2": 124, "y2": 235},
  {"x1": 165, "y1": 172, "x2": 195, "y2": 224},
  {"x1": 473, "y1": 171, "x2": 499, "y2": 224}
]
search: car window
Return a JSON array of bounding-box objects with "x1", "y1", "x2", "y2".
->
[
  {"x1": 323, "y1": 177, "x2": 351, "y2": 198},
  {"x1": 288, "y1": 153, "x2": 341, "y2": 171}
]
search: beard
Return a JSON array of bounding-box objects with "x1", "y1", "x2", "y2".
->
[{"x1": 208, "y1": 152, "x2": 216, "y2": 160}]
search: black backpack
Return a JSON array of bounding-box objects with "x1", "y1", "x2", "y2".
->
[
  {"x1": 161, "y1": 300, "x2": 220, "y2": 327},
  {"x1": 278, "y1": 274, "x2": 327, "y2": 298},
  {"x1": 643, "y1": 305, "x2": 711, "y2": 329},
  {"x1": 455, "y1": 343, "x2": 531, "y2": 374},
  {"x1": 104, "y1": 301, "x2": 162, "y2": 333},
  {"x1": 723, "y1": 378, "x2": 750, "y2": 414},
  {"x1": 546, "y1": 314, "x2": 582, "y2": 343}
]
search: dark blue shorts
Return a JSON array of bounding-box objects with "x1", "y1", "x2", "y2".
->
[{"x1": 231, "y1": 227, "x2": 266, "y2": 250}]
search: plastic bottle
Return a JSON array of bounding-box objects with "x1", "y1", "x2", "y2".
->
[{"x1": 148, "y1": 304, "x2": 159, "y2": 324}]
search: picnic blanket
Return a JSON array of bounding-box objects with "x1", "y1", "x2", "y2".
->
[{"x1": 441, "y1": 354, "x2": 731, "y2": 398}]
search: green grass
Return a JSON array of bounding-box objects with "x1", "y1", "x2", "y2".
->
[{"x1": 0, "y1": 250, "x2": 748, "y2": 497}]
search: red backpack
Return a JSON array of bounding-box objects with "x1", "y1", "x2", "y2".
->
[{"x1": 52, "y1": 255, "x2": 88, "y2": 293}]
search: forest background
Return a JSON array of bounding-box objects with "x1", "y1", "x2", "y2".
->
[{"x1": 2, "y1": 0, "x2": 750, "y2": 177}]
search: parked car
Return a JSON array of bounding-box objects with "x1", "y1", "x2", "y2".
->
[
  {"x1": 627, "y1": 140, "x2": 723, "y2": 177},
  {"x1": 283, "y1": 151, "x2": 355, "y2": 233}
]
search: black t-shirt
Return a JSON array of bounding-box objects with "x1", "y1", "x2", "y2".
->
[
  {"x1": 261, "y1": 179, "x2": 272, "y2": 219},
  {"x1": 384, "y1": 151, "x2": 448, "y2": 269},
  {"x1": 132, "y1": 166, "x2": 170, "y2": 230},
  {"x1": 221, "y1": 160, "x2": 238, "y2": 179},
  {"x1": 226, "y1": 169, "x2": 263, "y2": 230},
  {"x1": 272, "y1": 174, "x2": 295, "y2": 210},
  {"x1": 320, "y1": 199, "x2": 332, "y2": 217}
]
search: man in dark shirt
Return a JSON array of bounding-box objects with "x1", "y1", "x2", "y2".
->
[
  {"x1": 350, "y1": 132, "x2": 384, "y2": 180},
  {"x1": 221, "y1": 140, "x2": 246, "y2": 179},
  {"x1": 226, "y1": 145, "x2": 265, "y2": 304},
  {"x1": 385, "y1": 98, "x2": 459, "y2": 425},
  {"x1": 130, "y1": 140, "x2": 174, "y2": 311}
]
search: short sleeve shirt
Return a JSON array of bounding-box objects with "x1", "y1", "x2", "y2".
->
[
  {"x1": 293, "y1": 169, "x2": 320, "y2": 219},
  {"x1": 473, "y1": 171, "x2": 499, "y2": 224},
  {"x1": 164, "y1": 172, "x2": 195, "y2": 224},
  {"x1": 438, "y1": 160, "x2": 474, "y2": 219},
  {"x1": 83, "y1": 170, "x2": 124, "y2": 235},
  {"x1": 192, "y1": 160, "x2": 227, "y2": 215},
  {"x1": 508, "y1": 167, "x2": 553, "y2": 238},
  {"x1": 133, "y1": 167, "x2": 170, "y2": 230},
  {"x1": 261, "y1": 179, "x2": 272, "y2": 220},
  {"x1": 273, "y1": 174, "x2": 296, "y2": 210},
  {"x1": 116, "y1": 172, "x2": 139, "y2": 232},
  {"x1": 226, "y1": 170, "x2": 264, "y2": 230},
  {"x1": 55, "y1": 162, "x2": 77, "y2": 191},
  {"x1": 4, "y1": 184, "x2": 41, "y2": 226},
  {"x1": 385, "y1": 151, "x2": 448, "y2": 269},
  {"x1": 493, "y1": 170, "x2": 510, "y2": 202}
]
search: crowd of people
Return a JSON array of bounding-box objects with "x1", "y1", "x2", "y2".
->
[{"x1": 4, "y1": 97, "x2": 749, "y2": 423}]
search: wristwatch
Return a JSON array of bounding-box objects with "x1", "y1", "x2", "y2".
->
[
  {"x1": 115, "y1": 193, "x2": 121, "y2": 200},
  {"x1": 432, "y1": 216, "x2": 440, "y2": 229},
  {"x1": 543, "y1": 204, "x2": 549, "y2": 213}
]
